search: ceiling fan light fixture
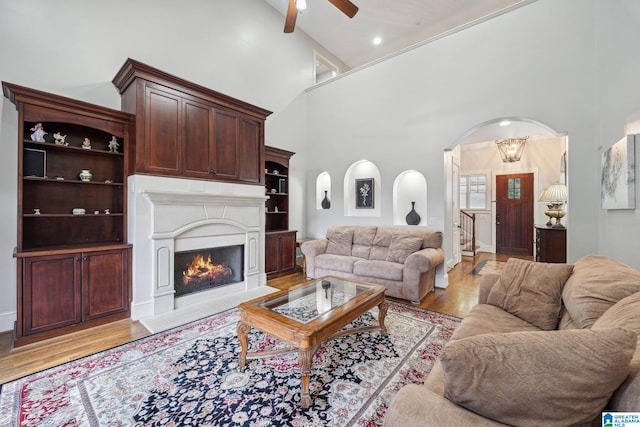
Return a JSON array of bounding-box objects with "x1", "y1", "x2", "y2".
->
[{"x1": 296, "y1": 0, "x2": 307, "y2": 11}]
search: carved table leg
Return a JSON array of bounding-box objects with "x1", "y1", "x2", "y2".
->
[
  {"x1": 378, "y1": 300, "x2": 388, "y2": 336},
  {"x1": 237, "y1": 321, "x2": 251, "y2": 371},
  {"x1": 298, "y1": 347, "x2": 314, "y2": 409}
]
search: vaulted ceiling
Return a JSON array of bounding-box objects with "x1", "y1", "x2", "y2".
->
[{"x1": 265, "y1": 0, "x2": 530, "y2": 69}]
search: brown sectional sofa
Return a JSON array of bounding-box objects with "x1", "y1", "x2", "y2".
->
[
  {"x1": 384, "y1": 254, "x2": 640, "y2": 426},
  {"x1": 300, "y1": 226, "x2": 444, "y2": 302}
]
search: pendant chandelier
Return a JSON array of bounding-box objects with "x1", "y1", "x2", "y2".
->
[{"x1": 495, "y1": 136, "x2": 529, "y2": 163}]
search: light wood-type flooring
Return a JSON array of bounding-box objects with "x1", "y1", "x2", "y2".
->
[{"x1": 0, "y1": 252, "x2": 528, "y2": 384}]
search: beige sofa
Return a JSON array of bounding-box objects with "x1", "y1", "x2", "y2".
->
[
  {"x1": 300, "y1": 226, "x2": 444, "y2": 302},
  {"x1": 384, "y1": 255, "x2": 640, "y2": 427}
]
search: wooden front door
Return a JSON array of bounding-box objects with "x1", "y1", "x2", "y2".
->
[{"x1": 496, "y1": 173, "x2": 534, "y2": 255}]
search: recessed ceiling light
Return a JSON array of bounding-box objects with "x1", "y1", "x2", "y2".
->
[
  {"x1": 373, "y1": 37, "x2": 382, "y2": 46},
  {"x1": 499, "y1": 120, "x2": 511, "y2": 127}
]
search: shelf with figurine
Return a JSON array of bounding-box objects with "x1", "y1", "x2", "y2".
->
[{"x1": 24, "y1": 122, "x2": 123, "y2": 157}]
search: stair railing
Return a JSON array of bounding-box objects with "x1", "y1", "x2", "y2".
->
[{"x1": 460, "y1": 210, "x2": 477, "y2": 256}]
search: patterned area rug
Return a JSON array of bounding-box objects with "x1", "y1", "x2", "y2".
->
[
  {"x1": 0, "y1": 302, "x2": 459, "y2": 426},
  {"x1": 470, "y1": 259, "x2": 507, "y2": 276}
]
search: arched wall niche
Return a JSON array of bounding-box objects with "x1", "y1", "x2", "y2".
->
[
  {"x1": 315, "y1": 172, "x2": 331, "y2": 209},
  {"x1": 344, "y1": 160, "x2": 381, "y2": 217},
  {"x1": 393, "y1": 170, "x2": 427, "y2": 225}
]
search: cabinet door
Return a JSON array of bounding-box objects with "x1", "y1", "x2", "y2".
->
[
  {"x1": 265, "y1": 233, "x2": 281, "y2": 276},
  {"x1": 183, "y1": 99, "x2": 214, "y2": 178},
  {"x1": 22, "y1": 253, "x2": 82, "y2": 335},
  {"x1": 82, "y1": 248, "x2": 130, "y2": 321},
  {"x1": 238, "y1": 116, "x2": 262, "y2": 184},
  {"x1": 212, "y1": 108, "x2": 238, "y2": 180},
  {"x1": 279, "y1": 232, "x2": 297, "y2": 272},
  {"x1": 144, "y1": 86, "x2": 181, "y2": 174}
]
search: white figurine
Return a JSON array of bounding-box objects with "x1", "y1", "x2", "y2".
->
[
  {"x1": 82, "y1": 138, "x2": 91, "y2": 149},
  {"x1": 53, "y1": 132, "x2": 68, "y2": 146},
  {"x1": 108, "y1": 136, "x2": 119, "y2": 152},
  {"x1": 30, "y1": 123, "x2": 47, "y2": 142}
]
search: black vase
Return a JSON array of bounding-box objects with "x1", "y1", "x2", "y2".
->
[
  {"x1": 405, "y1": 201, "x2": 421, "y2": 225},
  {"x1": 321, "y1": 190, "x2": 331, "y2": 209}
]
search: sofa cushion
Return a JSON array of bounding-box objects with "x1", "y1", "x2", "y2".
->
[
  {"x1": 315, "y1": 254, "x2": 358, "y2": 274},
  {"x1": 592, "y1": 291, "x2": 640, "y2": 411},
  {"x1": 440, "y1": 328, "x2": 637, "y2": 427},
  {"x1": 386, "y1": 235, "x2": 424, "y2": 264},
  {"x1": 369, "y1": 228, "x2": 393, "y2": 260},
  {"x1": 325, "y1": 229, "x2": 353, "y2": 256},
  {"x1": 450, "y1": 304, "x2": 541, "y2": 341},
  {"x1": 353, "y1": 259, "x2": 404, "y2": 281},
  {"x1": 562, "y1": 255, "x2": 640, "y2": 329},
  {"x1": 350, "y1": 226, "x2": 377, "y2": 259},
  {"x1": 486, "y1": 258, "x2": 573, "y2": 330}
]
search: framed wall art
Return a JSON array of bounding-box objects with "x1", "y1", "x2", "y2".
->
[
  {"x1": 355, "y1": 178, "x2": 374, "y2": 209},
  {"x1": 601, "y1": 135, "x2": 636, "y2": 209}
]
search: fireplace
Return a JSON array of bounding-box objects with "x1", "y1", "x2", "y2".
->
[
  {"x1": 174, "y1": 245, "x2": 244, "y2": 297},
  {"x1": 128, "y1": 175, "x2": 268, "y2": 318}
]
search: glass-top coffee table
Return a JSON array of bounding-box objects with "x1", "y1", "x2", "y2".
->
[{"x1": 236, "y1": 276, "x2": 388, "y2": 408}]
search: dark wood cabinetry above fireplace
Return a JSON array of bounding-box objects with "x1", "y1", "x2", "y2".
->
[{"x1": 112, "y1": 59, "x2": 271, "y2": 185}]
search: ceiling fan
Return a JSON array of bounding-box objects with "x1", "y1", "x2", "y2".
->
[{"x1": 284, "y1": 0, "x2": 359, "y2": 33}]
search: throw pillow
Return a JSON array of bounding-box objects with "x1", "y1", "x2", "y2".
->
[
  {"x1": 562, "y1": 254, "x2": 640, "y2": 329},
  {"x1": 386, "y1": 235, "x2": 424, "y2": 264},
  {"x1": 325, "y1": 229, "x2": 353, "y2": 256},
  {"x1": 440, "y1": 328, "x2": 637, "y2": 427},
  {"x1": 486, "y1": 258, "x2": 573, "y2": 330},
  {"x1": 592, "y1": 292, "x2": 640, "y2": 411}
]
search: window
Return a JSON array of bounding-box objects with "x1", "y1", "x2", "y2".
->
[
  {"x1": 507, "y1": 177, "x2": 521, "y2": 199},
  {"x1": 314, "y1": 51, "x2": 340, "y2": 84},
  {"x1": 460, "y1": 174, "x2": 487, "y2": 210}
]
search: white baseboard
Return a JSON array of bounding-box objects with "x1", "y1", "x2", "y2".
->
[
  {"x1": 130, "y1": 299, "x2": 154, "y2": 321},
  {"x1": 435, "y1": 273, "x2": 449, "y2": 289},
  {"x1": 0, "y1": 310, "x2": 16, "y2": 333}
]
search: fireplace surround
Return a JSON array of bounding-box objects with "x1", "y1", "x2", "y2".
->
[{"x1": 128, "y1": 175, "x2": 268, "y2": 319}]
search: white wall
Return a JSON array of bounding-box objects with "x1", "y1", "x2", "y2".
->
[
  {"x1": 596, "y1": 1, "x2": 640, "y2": 268},
  {"x1": 302, "y1": 0, "x2": 639, "y2": 271},
  {"x1": 0, "y1": 0, "x2": 325, "y2": 331}
]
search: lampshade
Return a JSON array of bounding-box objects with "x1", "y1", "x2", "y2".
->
[
  {"x1": 537, "y1": 188, "x2": 549, "y2": 202},
  {"x1": 539, "y1": 184, "x2": 567, "y2": 202},
  {"x1": 495, "y1": 137, "x2": 528, "y2": 163}
]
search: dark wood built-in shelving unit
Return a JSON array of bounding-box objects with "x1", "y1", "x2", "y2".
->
[
  {"x1": 265, "y1": 146, "x2": 297, "y2": 279},
  {"x1": 3, "y1": 82, "x2": 134, "y2": 346}
]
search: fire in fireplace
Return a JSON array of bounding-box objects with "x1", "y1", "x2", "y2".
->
[{"x1": 174, "y1": 245, "x2": 244, "y2": 297}]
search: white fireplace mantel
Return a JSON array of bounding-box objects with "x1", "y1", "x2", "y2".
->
[
  {"x1": 142, "y1": 191, "x2": 267, "y2": 207},
  {"x1": 128, "y1": 175, "x2": 268, "y2": 319}
]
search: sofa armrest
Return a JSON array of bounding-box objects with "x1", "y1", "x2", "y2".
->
[
  {"x1": 384, "y1": 384, "x2": 508, "y2": 427},
  {"x1": 300, "y1": 239, "x2": 328, "y2": 278},
  {"x1": 401, "y1": 248, "x2": 444, "y2": 301},
  {"x1": 477, "y1": 273, "x2": 501, "y2": 304},
  {"x1": 404, "y1": 247, "x2": 444, "y2": 273}
]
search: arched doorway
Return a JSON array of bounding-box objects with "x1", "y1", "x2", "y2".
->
[{"x1": 443, "y1": 118, "x2": 567, "y2": 269}]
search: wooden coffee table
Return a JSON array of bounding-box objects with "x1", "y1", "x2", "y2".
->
[{"x1": 236, "y1": 276, "x2": 388, "y2": 409}]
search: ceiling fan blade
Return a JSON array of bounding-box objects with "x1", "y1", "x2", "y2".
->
[
  {"x1": 328, "y1": 0, "x2": 359, "y2": 18},
  {"x1": 284, "y1": 0, "x2": 297, "y2": 33}
]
